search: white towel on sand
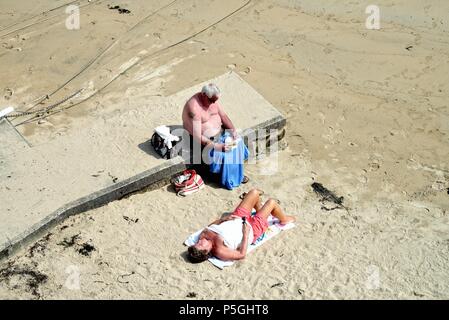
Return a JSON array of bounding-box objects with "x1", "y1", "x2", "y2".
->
[
  {"x1": 184, "y1": 213, "x2": 295, "y2": 269},
  {"x1": 155, "y1": 125, "x2": 179, "y2": 149}
]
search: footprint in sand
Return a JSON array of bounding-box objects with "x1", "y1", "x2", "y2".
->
[
  {"x1": 2, "y1": 43, "x2": 13, "y2": 50},
  {"x1": 323, "y1": 44, "x2": 332, "y2": 54},
  {"x1": 239, "y1": 66, "x2": 252, "y2": 76},
  {"x1": 431, "y1": 180, "x2": 446, "y2": 191},
  {"x1": 4, "y1": 88, "x2": 13, "y2": 100},
  {"x1": 368, "y1": 162, "x2": 380, "y2": 171},
  {"x1": 358, "y1": 174, "x2": 368, "y2": 184}
]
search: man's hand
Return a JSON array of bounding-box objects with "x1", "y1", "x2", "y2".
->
[{"x1": 214, "y1": 143, "x2": 231, "y2": 152}]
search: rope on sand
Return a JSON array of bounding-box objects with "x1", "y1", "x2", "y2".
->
[
  {"x1": 13, "y1": 0, "x2": 180, "y2": 119},
  {"x1": 0, "y1": 0, "x2": 80, "y2": 33},
  {"x1": 0, "y1": 0, "x2": 103, "y2": 39},
  {"x1": 15, "y1": 0, "x2": 253, "y2": 126},
  {"x1": 5, "y1": 89, "x2": 83, "y2": 119}
]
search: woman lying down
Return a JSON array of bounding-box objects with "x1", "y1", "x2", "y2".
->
[{"x1": 187, "y1": 189, "x2": 296, "y2": 263}]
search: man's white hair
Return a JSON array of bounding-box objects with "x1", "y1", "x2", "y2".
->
[{"x1": 201, "y1": 83, "x2": 220, "y2": 99}]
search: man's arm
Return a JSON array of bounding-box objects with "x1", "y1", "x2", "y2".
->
[{"x1": 217, "y1": 103, "x2": 236, "y2": 136}]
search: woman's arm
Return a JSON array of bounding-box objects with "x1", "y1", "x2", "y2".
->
[{"x1": 208, "y1": 215, "x2": 237, "y2": 226}]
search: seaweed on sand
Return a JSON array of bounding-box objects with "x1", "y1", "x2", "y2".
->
[
  {"x1": 58, "y1": 234, "x2": 96, "y2": 257},
  {"x1": 28, "y1": 233, "x2": 53, "y2": 258},
  {"x1": 57, "y1": 234, "x2": 81, "y2": 248},
  {"x1": 311, "y1": 182, "x2": 348, "y2": 211},
  {"x1": 78, "y1": 243, "x2": 96, "y2": 256},
  {"x1": 0, "y1": 262, "x2": 48, "y2": 298}
]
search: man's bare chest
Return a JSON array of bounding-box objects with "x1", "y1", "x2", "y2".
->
[{"x1": 199, "y1": 105, "x2": 220, "y2": 122}]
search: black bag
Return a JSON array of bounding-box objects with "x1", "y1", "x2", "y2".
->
[{"x1": 150, "y1": 132, "x2": 180, "y2": 159}]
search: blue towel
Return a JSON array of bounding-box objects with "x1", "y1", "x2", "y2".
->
[{"x1": 209, "y1": 132, "x2": 249, "y2": 190}]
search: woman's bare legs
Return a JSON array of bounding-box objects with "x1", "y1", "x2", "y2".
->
[
  {"x1": 257, "y1": 199, "x2": 295, "y2": 224},
  {"x1": 236, "y1": 189, "x2": 262, "y2": 212},
  {"x1": 236, "y1": 190, "x2": 295, "y2": 224}
]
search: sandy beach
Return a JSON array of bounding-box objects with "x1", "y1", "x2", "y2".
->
[{"x1": 0, "y1": 0, "x2": 448, "y2": 299}]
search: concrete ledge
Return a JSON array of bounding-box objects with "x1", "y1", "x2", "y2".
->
[
  {"x1": 0, "y1": 115, "x2": 287, "y2": 261},
  {"x1": 242, "y1": 114, "x2": 287, "y2": 159},
  {"x1": 0, "y1": 116, "x2": 287, "y2": 261},
  {"x1": 244, "y1": 115, "x2": 287, "y2": 135},
  {"x1": 0, "y1": 118, "x2": 30, "y2": 158},
  {"x1": 0, "y1": 72, "x2": 287, "y2": 262},
  {"x1": 0, "y1": 156, "x2": 186, "y2": 260}
]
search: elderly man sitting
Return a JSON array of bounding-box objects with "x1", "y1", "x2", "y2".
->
[{"x1": 182, "y1": 83, "x2": 249, "y2": 183}]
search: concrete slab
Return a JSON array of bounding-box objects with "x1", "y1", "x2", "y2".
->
[
  {"x1": 0, "y1": 118, "x2": 30, "y2": 158},
  {"x1": 0, "y1": 71, "x2": 286, "y2": 260}
]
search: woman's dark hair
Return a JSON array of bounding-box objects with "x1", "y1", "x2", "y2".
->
[{"x1": 187, "y1": 246, "x2": 211, "y2": 263}]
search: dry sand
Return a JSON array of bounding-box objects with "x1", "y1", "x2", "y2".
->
[{"x1": 0, "y1": 0, "x2": 448, "y2": 299}]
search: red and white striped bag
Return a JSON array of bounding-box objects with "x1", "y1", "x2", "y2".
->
[{"x1": 172, "y1": 169, "x2": 204, "y2": 196}]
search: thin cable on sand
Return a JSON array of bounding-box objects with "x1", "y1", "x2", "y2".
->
[
  {"x1": 15, "y1": 0, "x2": 179, "y2": 116},
  {"x1": 0, "y1": 0, "x2": 102, "y2": 39},
  {"x1": 15, "y1": 0, "x2": 253, "y2": 126},
  {"x1": 0, "y1": 0, "x2": 80, "y2": 33}
]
